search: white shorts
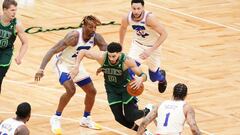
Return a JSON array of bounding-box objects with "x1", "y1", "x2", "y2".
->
[
  {"x1": 53, "y1": 55, "x2": 90, "y2": 83},
  {"x1": 128, "y1": 40, "x2": 161, "y2": 71}
]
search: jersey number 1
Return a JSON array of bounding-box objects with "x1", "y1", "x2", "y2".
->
[{"x1": 163, "y1": 112, "x2": 170, "y2": 127}]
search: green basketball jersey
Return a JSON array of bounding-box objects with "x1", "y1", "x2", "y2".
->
[
  {"x1": 102, "y1": 53, "x2": 131, "y2": 87},
  {"x1": 0, "y1": 18, "x2": 17, "y2": 66},
  {"x1": 0, "y1": 18, "x2": 17, "y2": 49}
]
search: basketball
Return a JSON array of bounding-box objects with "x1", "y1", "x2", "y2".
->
[{"x1": 126, "y1": 80, "x2": 144, "y2": 96}]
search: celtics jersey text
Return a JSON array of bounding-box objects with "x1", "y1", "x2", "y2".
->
[
  {"x1": 0, "y1": 18, "x2": 17, "y2": 49},
  {"x1": 102, "y1": 53, "x2": 130, "y2": 87}
]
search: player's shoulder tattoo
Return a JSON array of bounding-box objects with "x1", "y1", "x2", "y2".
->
[{"x1": 64, "y1": 30, "x2": 79, "y2": 46}]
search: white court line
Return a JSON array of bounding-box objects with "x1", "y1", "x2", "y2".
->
[
  {"x1": 0, "y1": 111, "x2": 127, "y2": 135},
  {"x1": 5, "y1": 79, "x2": 214, "y2": 135},
  {"x1": 146, "y1": 1, "x2": 240, "y2": 32}
]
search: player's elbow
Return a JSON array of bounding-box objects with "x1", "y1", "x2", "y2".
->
[{"x1": 191, "y1": 128, "x2": 201, "y2": 135}]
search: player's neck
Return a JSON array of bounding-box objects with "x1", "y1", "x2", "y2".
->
[
  {"x1": 0, "y1": 15, "x2": 11, "y2": 25},
  {"x1": 15, "y1": 117, "x2": 28, "y2": 123}
]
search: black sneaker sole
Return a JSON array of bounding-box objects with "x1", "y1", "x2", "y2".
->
[{"x1": 158, "y1": 70, "x2": 167, "y2": 93}]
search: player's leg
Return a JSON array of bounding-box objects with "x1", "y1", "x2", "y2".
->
[
  {"x1": 76, "y1": 78, "x2": 101, "y2": 130},
  {"x1": 123, "y1": 99, "x2": 150, "y2": 122},
  {"x1": 76, "y1": 79, "x2": 96, "y2": 116},
  {"x1": 110, "y1": 103, "x2": 138, "y2": 131},
  {"x1": 106, "y1": 84, "x2": 136, "y2": 129},
  {"x1": 147, "y1": 49, "x2": 167, "y2": 93},
  {"x1": 74, "y1": 64, "x2": 100, "y2": 129},
  {"x1": 50, "y1": 72, "x2": 76, "y2": 135},
  {"x1": 57, "y1": 74, "x2": 76, "y2": 113},
  {"x1": 127, "y1": 41, "x2": 144, "y2": 78},
  {"x1": 50, "y1": 58, "x2": 76, "y2": 134},
  {"x1": 0, "y1": 66, "x2": 9, "y2": 94}
]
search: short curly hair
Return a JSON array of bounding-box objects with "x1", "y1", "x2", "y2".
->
[
  {"x1": 173, "y1": 83, "x2": 188, "y2": 100},
  {"x1": 80, "y1": 15, "x2": 101, "y2": 26}
]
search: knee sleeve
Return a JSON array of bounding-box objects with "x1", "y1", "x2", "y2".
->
[
  {"x1": 128, "y1": 61, "x2": 141, "y2": 79},
  {"x1": 149, "y1": 68, "x2": 165, "y2": 82}
]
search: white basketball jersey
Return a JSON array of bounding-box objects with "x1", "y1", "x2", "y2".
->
[
  {"x1": 156, "y1": 100, "x2": 186, "y2": 135},
  {"x1": 0, "y1": 118, "x2": 24, "y2": 135},
  {"x1": 58, "y1": 28, "x2": 95, "y2": 65},
  {"x1": 128, "y1": 11, "x2": 159, "y2": 47}
]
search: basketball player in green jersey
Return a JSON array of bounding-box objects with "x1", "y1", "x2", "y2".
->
[
  {"x1": 0, "y1": 0, "x2": 28, "y2": 93},
  {"x1": 70, "y1": 42, "x2": 153, "y2": 134}
]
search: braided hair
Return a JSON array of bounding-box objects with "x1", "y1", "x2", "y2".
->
[{"x1": 80, "y1": 15, "x2": 101, "y2": 27}]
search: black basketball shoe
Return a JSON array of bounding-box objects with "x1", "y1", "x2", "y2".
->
[{"x1": 158, "y1": 70, "x2": 167, "y2": 93}]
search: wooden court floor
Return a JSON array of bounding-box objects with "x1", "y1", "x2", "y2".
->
[{"x1": 0, "y1": 0, "x2": 240, "y2": 134}]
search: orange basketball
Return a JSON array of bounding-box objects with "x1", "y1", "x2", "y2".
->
[{"x1": 127, "y1": 80, "x2": 144, "y2": 96}]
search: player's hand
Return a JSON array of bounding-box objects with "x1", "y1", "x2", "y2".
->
[
  {"x1": 15, "y1": 56, "x2": 22, "y2": 65},
  {"x1": 139, "y1": 49, "x2": 151, "y2": 60},
  {"x1": 96, "y1": 67, "x2": 103, "y2": 75},
  {"x1": 130, "y1": 76, "x2": 143, "y2": 89},
  {"x1": 69, "y1": 67, "x2": 79, "y2": 79},
  {"x1": 35, "y1": 69, "x2": 44, "y2": 81}
]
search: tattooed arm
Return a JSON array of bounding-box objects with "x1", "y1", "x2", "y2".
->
[
  {"x1": 95, "y1": 33, "x2": 108, "y2": 51},
  {"x1": 184, "y1": 104, "x2": 201, "y2": 135},
  {"x1": 35, "y1": 30, "x2": 79, "y2": 81},
  {"x1": 137, "y1": 105, "x2": 158, "y2": 135}
]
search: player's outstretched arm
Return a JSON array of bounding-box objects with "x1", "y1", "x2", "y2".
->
[
  {"x1": 137, "y1": 105, "x2": 158, "y2": 135},
  {"x1": 119, "y1": 14, "x2": 129, "y2": 46},
  {"x1": 35, "y1": 31, "x2": 78, "y2": 81}
]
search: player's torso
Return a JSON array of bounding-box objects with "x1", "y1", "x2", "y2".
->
[
  {"x1": 0, "y1": 18, "x2": 17, "y2": 49},
  {"x1": 156, "y1": 100, "x2": 186, "y2": 134},
  {"x1": 0, "y1": 118, "x2": 24, "y2": 135},
  {"x1": 58, "y1": 28, "x2": 95, "y2": 65},
  {"x1": 128, "y1": 11, "x2": 158, "y2": 47},
  {"x1": 102, "y1": 53, "x2": 130, "y2": 87}
]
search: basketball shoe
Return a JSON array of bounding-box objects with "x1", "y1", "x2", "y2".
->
[
  {"x1": 50, "y1": 115, "x2": 62, "y2": 135},
  {"x1": 80, "y1": 116, "x2": 101, "y2": 130}
]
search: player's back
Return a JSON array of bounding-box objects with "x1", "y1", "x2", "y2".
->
[
  {"x1": 0, "y1": 118, "x2": 24, "y2": 135},
  {"x1": 156, "y1": 100, "x2": 186, "y2": 135}
]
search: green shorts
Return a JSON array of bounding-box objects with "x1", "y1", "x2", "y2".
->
[
  {"x1": 105, "y1": 84, "x2": 134, "y2": 106},
  {"x1": 0, "y1": 49, "x2": 13, "y2": 67}
]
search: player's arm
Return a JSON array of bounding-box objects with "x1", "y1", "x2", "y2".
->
[
  {"x1": 35, "y1": 31, "x2": 79, "y2": 81},
  {"x1": 15, "y1": 20, "x2": 28, "y2": 65},
  {"x1": 184, "y1": 104, "x2": 201, "y2": 135},
  {"x1": 125, "y1": 56, "x2": 147, "y2": 89},
  {"x1": 70, "y1": 50, "x2": 104, "y2": 79},
  {"x1": 119, "y1": 14, "x2": 129, "y2": 46},
  {"x1": 15, "y1": 125, "x2": 30, "y2": 135},
  {"x1": 146, "y1": 14, "x2": 167, "y2": 51},
  {"x1": 94, "y1": 33, "x2": 108, "y2": 51},
  {"x1": 125, "y1": 56, "x2": 147, "y2": 82},
  {"x1": 137, "y1": 105, "x2": 158, "y2": 135}
]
